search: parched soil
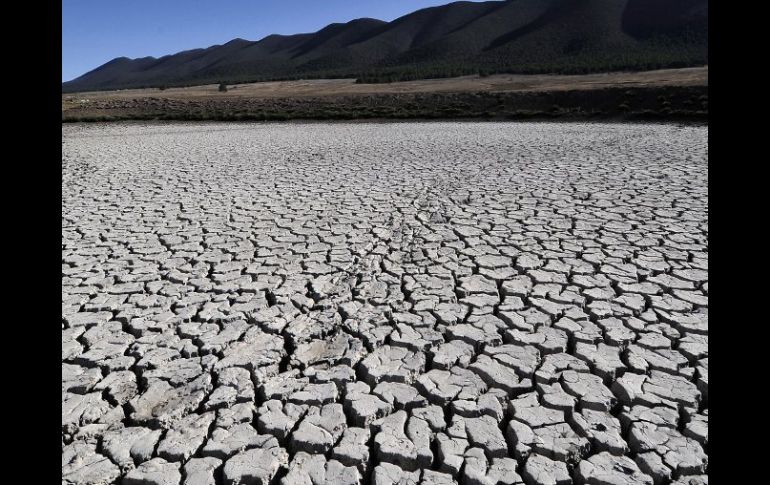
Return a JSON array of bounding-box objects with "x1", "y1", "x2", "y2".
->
[
  {"x1": 62, "y1": 67, "x2": 708, "y2": 122},
  {"x1": 62, "y1": 122, "x2": 708, "y2": 485}
]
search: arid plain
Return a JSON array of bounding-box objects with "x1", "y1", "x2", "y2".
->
[
  {"x1": 62, "y1": 67, "x2": 708, "y2": 122},
  {"x1": 62, "y1": 121, "x2": 708, "y2": 485}
]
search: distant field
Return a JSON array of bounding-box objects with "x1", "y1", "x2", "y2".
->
[
  {"x1": 62, "y1": 67, "x2": 707, "y2": 122},
  {"x1": 63, "y1": 67, "x2": 707, "y2": 101}
]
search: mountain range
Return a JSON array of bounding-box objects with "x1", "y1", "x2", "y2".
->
[{"x1": 62, "y1": 0, "x2": 708, "y2": 93}]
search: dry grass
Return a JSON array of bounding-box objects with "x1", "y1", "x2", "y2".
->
[{"x1": 62, "y1": 67, "x2": 708, "y2": 110}]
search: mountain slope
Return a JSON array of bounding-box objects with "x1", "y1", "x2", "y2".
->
[{"x1": 63, "y1": 0, "x2": 708, "y2": 92}]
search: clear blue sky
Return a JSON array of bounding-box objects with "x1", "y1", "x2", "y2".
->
[{"x1": 63, "y1": 0, "x2": 485, "y2": 82}]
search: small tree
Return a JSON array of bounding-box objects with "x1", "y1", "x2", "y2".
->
[{"x1": 218, "y1": 83, "x2": 228, "y2": 92}]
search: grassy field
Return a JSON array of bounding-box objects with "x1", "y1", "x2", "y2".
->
[{"x1": 62, "y1": 67, "x2": 707, "y2": 122}]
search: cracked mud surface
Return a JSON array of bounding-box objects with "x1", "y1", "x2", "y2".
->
[{"x1": 62, "y1": 122, "x2": 708, "y2": 485}]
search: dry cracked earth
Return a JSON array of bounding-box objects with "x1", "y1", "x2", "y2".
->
[{"x1": 62, "y1": 122, "x2": 708, "y2": 485}]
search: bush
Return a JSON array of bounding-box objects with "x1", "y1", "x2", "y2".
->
[{"x1": 218, "y1": 83, "x2": 228, "y2": 92}]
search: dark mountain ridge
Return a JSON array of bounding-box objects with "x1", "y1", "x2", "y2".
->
[{"x1": 63, "y1": 0, "x2": 708, "y2": 93}]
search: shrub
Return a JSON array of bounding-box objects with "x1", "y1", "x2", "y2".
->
[{"x1": 218, "y1": 83, "x2": 228, "y2": 92}]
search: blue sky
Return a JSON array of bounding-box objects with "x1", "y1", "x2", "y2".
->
[{"x1": 62, "y1": 0, "x2": 486, "y2": 82}]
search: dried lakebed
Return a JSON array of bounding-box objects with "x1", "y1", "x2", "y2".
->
[{"x1": 62, "y1": 122, "x2": 708, "y2": 485}]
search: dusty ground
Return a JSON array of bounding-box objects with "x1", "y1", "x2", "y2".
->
[
  {"x1": 62, "y1": 67, "x2": 707, "y2": 103},
  {"x1": 62, "y1": 122, "x2": 708, "y2": 485},
  {"x1": 62, "y1": 67, "x2": 708, "y2": 122}
]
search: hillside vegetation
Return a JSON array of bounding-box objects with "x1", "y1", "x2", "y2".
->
[{"x1": 62, "y1": 0, "x2": 708, "y2": 93}]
